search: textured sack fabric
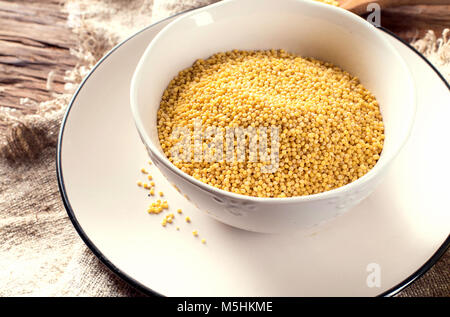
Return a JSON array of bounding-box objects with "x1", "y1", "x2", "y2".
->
[{"x1": 0, "y1": 0, "x2": 449, "y2": 296}]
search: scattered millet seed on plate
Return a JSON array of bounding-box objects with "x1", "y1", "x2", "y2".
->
[
  {"x1": 157, "y1": 49, "x2": 384, "y2": 198},
  {"x1": 162, "y1": 213, "x2": 175, "y2": 225},
  {"x1": 147, "y1": 175, "x2": 153, "y2": 181},
  {"x1": 150, "y1": 181, "x2": 155, "y2": 186},
  {"x1": 141, "y1": 168, "x2": 148, "y2": 174},
  {"x1": 136, "y1": 167, "x2": 204, "y2": 243},
  {"x1": 148, "y1": 199, "x2": 168, "y2": 214},
  {"x1": 160, "y1": 213, "x2": 174, "y2": 227},
  {"x1": 148, "y1": 205, "x2": 162, "y2": 214}
]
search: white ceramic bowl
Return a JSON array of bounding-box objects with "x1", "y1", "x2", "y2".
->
[{"x1": 130, "y1": 0, "x2": 415, "y2": 233}]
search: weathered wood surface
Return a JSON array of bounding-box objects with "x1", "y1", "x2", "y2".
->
[
  {"x1": 0, "y1": 0, "x2": 78, "y2": 128},
  {"x1": 378, "y1": 5, "x2": 450, "y2": 41}
]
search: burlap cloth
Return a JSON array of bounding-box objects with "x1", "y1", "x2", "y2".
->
[{"x1": 0, "y1": 0, "x2": 448, "y2": 297}]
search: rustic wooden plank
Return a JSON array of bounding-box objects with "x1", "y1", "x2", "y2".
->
[
  {"x1": 0, "y1": 0, "x2": 68, "y2": 23},
  {"x1": 0, "y1": 17, "x2": 77, "y2": 49},
  {"x1": 0, "y1": 0, "x2": 78, "y2": 131},
  {"x1": 380, "y1": 5, "x2": 450, "y2": 42},
  {"x1": 0, "y1": 38, "x2": 77, "y2": 66}
]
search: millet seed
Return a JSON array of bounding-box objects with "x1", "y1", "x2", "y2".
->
[{"x1": 157, "y1": 49, "x2": 384, "y2": 198}]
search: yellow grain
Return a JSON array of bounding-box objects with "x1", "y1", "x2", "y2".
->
[{"x1": 157, "y1": 49, "x2": 384, "y2": 198}]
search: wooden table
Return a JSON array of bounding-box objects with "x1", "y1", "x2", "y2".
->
[
  {"x1": 0, "y1": 0, "x2": 77, "y2": 130},
  {"x1": 0, "y1": 0, "x2": 448, "y2": 296}
]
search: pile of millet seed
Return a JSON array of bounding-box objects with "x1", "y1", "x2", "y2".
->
[{"x1": 157, "y1": 49, "x2": 384, "y2": 198}]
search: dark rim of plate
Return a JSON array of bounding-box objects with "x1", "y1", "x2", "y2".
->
[{"x1": 56, "y1": 7, "x2": 450, "y2": 297}]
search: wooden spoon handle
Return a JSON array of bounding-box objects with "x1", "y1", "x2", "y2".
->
[{"x1": 340, "y1": 0, "x2": 450, "y2": 15}]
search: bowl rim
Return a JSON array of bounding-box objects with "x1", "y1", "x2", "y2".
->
[{"x1": 130, "y1": 0, "x2": 416, "y2": 203}]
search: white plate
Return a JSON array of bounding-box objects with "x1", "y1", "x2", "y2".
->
[{"x1": 57, "y1": 13, "x2": 450, "y2": 296}]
